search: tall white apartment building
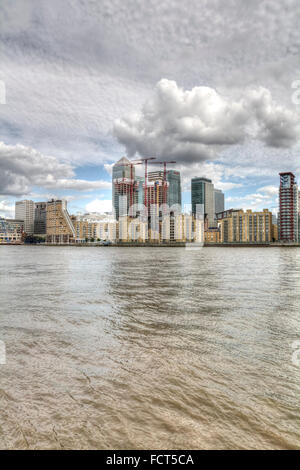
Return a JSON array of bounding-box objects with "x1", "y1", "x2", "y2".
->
[
  {"x1": 97, "y1": 221, "x2": 117, "y2": 242},
  {"x1": 15, "y1": 200, "x2": 35, "y2": 234}
]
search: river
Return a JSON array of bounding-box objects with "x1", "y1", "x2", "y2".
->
[{"x1": 0, "y1": 246, "x2": 299, "y2": 449}]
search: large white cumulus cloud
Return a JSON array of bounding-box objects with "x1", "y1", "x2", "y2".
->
[{"x1": 114, "y1": 79, "x2": 300, "y2": 163}]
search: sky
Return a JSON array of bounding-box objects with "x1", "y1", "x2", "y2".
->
[{"x1": 1, "y1": 0, "x2": 300, "y2": 218}]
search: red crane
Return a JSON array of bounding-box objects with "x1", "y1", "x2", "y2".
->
[
  {"x1": 122, "y1": 160, "x2": 142, "y2": 210},
  {"x1": 131, "y1": 157, "x2": 156, "y2": 210},
  {"x1": 149, "y1": 160, "x2": 176, "y2": 205}
]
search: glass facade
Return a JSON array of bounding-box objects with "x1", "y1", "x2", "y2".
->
[
  {"x1": 112, "y1": 157, "x2": 134, "y2": 220},
  {"x1": 214, "y1": 189, "x2": 225, "y2": 215},
  {"x1": 191, "y1": 178, "x2": 206, "y2": 215},
  {"x1": 191, "y1": 177, "x2": 214, "y2": 226},
  {"x1": 167, "y1": 170, "x2": 181, "y2": 208}
]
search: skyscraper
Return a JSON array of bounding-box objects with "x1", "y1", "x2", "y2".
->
[
  {"x1": 148, "y1": 169, "x2": 181, "y2": 209},
  {"x1": 15, "y1": 200, "x2": 35, "y2": 234},
  {"x1": 135, "y1": 176, "x2": 145, "y2": 206},
  {"x1": 112, "y1": 157, "x2": 135, "y2": 219},
  {"x1": 279, "y1": 172, "x2": 298, "y2": 242},
  {"x1": 34, "y1": 202, "x2": 47, "y2": 234},
  {"x1": 167, "y1": 170, "x2": 181, "y2": 208},
  {"x1": 214, "y1": 189, "x2": 225, "y2": 215},
  {"x1": 191, "y1": 177, "x2": 215, "y2": 227}
]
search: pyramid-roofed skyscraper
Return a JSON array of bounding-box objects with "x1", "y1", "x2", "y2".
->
[{"x1": 112, "y1": 156, "x2": 136, "y2": 220}]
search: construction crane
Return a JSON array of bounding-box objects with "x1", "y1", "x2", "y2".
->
[
  {"x1": 122, "y1": 160, "x2": 142, "y2": 209},
  {"x1": 149, "y1": 160, "x2": 176, "y2": 205},
  {"x1": 131, "y1": 157, "x2": 156, "y2": 210}
]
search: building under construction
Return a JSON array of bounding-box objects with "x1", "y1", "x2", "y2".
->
[
  {"x1": 112, "y1": 157, "x2": 181, "y2": 220},
  {"x1": 148, "y1": 169, "x2": 181, "y2": 209},
  {"x1": 112, "y1": 157, "x2": 138, "y2": 219}
]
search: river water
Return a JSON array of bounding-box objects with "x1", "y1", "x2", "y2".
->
[{"x1": 0, "y1": 245, "x2": 299, "y2": 449}]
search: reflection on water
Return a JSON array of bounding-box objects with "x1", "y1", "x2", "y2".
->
[{"x1": 0, "y1": 246, "x2": 300, "y2": 449}]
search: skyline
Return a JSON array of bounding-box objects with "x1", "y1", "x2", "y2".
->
[
  {"x1": 2, "y1": 1, "x2": 300, "y2": 218},
  {"x1": 3, "y1": 155, "x2": 296, "y2": 220}
]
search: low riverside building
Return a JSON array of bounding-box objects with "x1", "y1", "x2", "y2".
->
[
  {"x1": 117, "y1": 214, "x2": 203, "y2": 243},
  {"x1": 217, "y1": 209, "x2": 276, "y2": 243},
  {"x1": 172, "y1": 214, "x2": 203, "y2": 243},
  {"x1": 205, "y1": 228, "x2": 220, "y2": 244},
  {"x1": 71, "y1": 214, "x2": 117, "y2": 242},
  {"x1": 98, "y1": 221, "x2": 117, "y2": 242},
  {"x1": 46, "y1": 199, "x2": 76, "y2": 243},
  {"x1": 0, "y1": 218, "x2": 24, "y2": 243},
  {"x1": 46, "y1": 204, "x2": 204, "y2": 245},
  {"x1": 71, "y1": 217, "x2": 99, "y2": 242},
  {"x1": 127, "y1": 218, "x2": 148, "y2": 242},
  {"x1": 117, "y1": 216, "x2": 148, "y2": 242}
]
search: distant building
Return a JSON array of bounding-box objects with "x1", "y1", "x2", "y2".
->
[
  {"x1": 167, "y1": 170, "x2": 181, "y2": 208},
  {"x1": 112, "y1": 156, "x2": 134, "y2": 220},
  {"x1": 171, "y1": 214, "x2": 203, "y2": 243},
  {"x1": 15, "y1": 200, "x2": 35, "y2": 234},
  {"x1": 46, "y1": 200, "x2": 76, "y2": 243},
  {"x1": 205, "y1": 227, "x2": 220, "y2": 244},
  {"x1": 34, "y1": 202, "x2": 47, "y2": 234},
  {"x1": 217, "y1": 209, "x2": 275, "y2": 243},
  {"x1": 112, "y1": 158, "x2": 182, "y2": 219},
  {"x1": 148, "y1": 170, "x2": 181, "y2": 208},
  {"x1": 127, "y1": 218, "x2": 148, "y2": 242},
  {"x1": 279, "y1": 172, "x2": 298, "y2": 242},
  {"x1": 114, "y1": 214, "x2": 203, "y2": 243},
  {"x1": 0, "y1": 218, "x2": 24, "y2": 243},
  {"x1": 135, "y1": 176, "x2": 145, "y2": 207},
  {"x1": 75, "y1": 212, "x2": 114, "y2": 223},
  {"x1": 214, "y1": 189, "x2": 224, "y2": 216},
  {"x1": 147, "y1": 179, "x2": 165, "y2": 217},
  {"x1": 98, "y1": 221, "x2": 117, "y2": 242},
  {"x1": 272, "y1": 224, "x2": 279, "y2": 242},
  {"x1": 216, "y1": 208, "x2": 239, "y2": 221},
  {"x1": 71, "y1": 217, "x2": 99, "y2": 242},
  {"x1": 191, "y1": 177, "x2": 215, "y2": 227}
]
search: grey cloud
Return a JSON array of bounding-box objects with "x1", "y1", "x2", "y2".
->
[
  {"x1": 2, "y1": 0, "x2": 300, "y2": 166},
  {"x1": 1, "y1": 0, "x2": 300, "y2": 210},
  {"x1": 0, "y1": 142, "x2": 111, "y2": 196},
  {"x1": 42, "y1": 179, "x2": 111, "y2": 192},
  {"x1": 245, "y1": 87, "x2": 300, "y2": 147}
]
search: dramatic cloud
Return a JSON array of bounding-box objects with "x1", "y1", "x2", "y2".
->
[
  {"x1": 0, "y1": 142, "x2": 110, "y2": 196},
  {"x1": 2, "y1": 0, "x2": 300, "y2": 165},
  {"x1": 1, "y1": 0, "x2": 300, "y2": 212},
  {"x1": 114, "y1": 79, "x2": 300, "y2": 163}
]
